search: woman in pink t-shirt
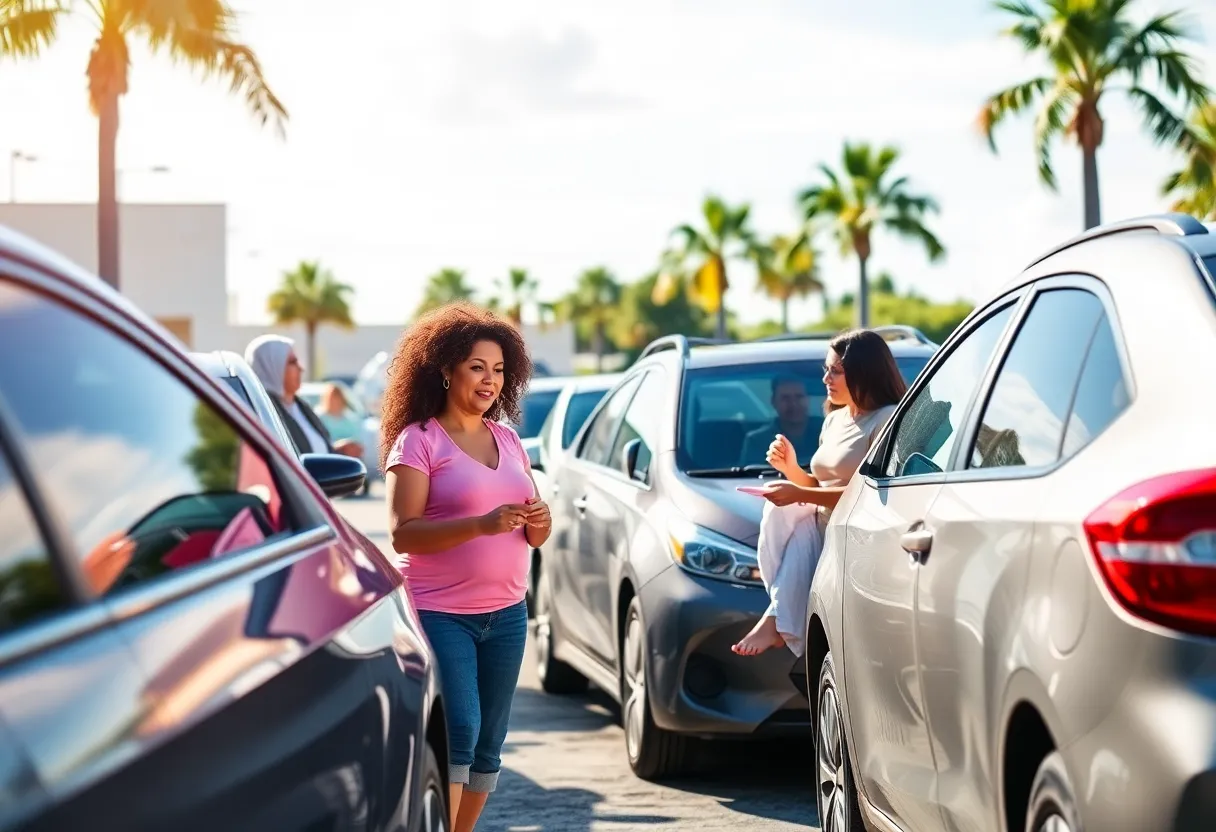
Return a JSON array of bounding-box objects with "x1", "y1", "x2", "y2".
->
[{"x1": 381, "y1": 302, "x2": 550, "y2": 831}]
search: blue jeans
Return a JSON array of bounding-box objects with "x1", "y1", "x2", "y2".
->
[{"x1": 418, "y1": 600, "x2": 527, "y2": 793}]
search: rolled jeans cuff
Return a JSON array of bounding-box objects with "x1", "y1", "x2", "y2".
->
[
  {"x1": 449, "y1": 763, "x2": 471, "y2": 785},
  {"x1": 467, "y1": 770, "x2": 500, "y2": 793}
]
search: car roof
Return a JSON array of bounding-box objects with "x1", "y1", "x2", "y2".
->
[
  {"x1": 528, "y1": 375, "x2": 576, "y2": 392},
  {"x1": 684, "y1": 338, "x2": 936, "y2": 369},
  {"x1": 564, "y1": 372, "x2": 623, "y2": 392},
  {"x1": 189, "y1": 350, "x2": 248, "y2": 378}
]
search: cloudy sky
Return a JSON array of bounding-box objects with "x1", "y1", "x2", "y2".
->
[{"x1": 2, "y1": 0, "x2": 1215, "y2": 327}]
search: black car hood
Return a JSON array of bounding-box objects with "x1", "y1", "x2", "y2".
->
[{"x1": 668, "y1": 473, "x2": 766, "y2": 548}]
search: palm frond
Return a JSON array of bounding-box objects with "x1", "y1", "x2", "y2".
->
[
  {"x1": 165, "y1": 28, "x2": 287, "y2": 135},
  {"x1": 884, "y1": 215, "x2": 947, "y2": 262},
  {"x1": 1033, "y1": 83, "x2": 1072, "y2": 188},
  {"x1": 977, "y1": 77, "x2": 1053, "y2": 150},
  {"x1": 1127, "y1": 86, "x2": 1202, "y2": 154},
  {"x1": 0, "y1": 2, "x2": 62, "y2": 58}
]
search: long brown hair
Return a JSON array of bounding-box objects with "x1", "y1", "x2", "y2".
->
[
  {"x1": 378, "y1": 302, "x2": 533, "y2": 469},
  {"x1": 825, "y1": 329, "x2": 907, "y2": 414}
]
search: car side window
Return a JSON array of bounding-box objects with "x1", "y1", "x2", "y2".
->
[
  {"x1": 608, "y1": 370, "x2": 665, "y2": 482},
  {"x1": 0, "y1": 447, "x2": 67, "y2": 633},
  {"x1": 970, "y1": 289, "x2": 1106, "y2": 470},
  {"x1": 1060, "y1": 314, "x2": 1129, "y2": 457},
  {"x1": 884, "y1": 303, "x2": 1016, "y2": 477},
  {"x1": 578, "y1": 376, "x2": 641, "y2": 465},
  {"x1": 0, "y1": 279, "x2": 296, "y2": 597}
]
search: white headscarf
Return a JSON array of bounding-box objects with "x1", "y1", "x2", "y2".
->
[{"x1": 245, "y1": 334, "x2": 295, "y2": 397}]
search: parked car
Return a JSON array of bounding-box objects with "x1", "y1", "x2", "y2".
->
[
  {"x1": 514, "y1": 375, "x2": 570, "y2": 440},
  {"x1": 532, "y1": 330, "x2": 934, "y2": 779},
  {"x1": 297, "y1": 379, "x2": 383, "y2": 490},
  {"x1": 520, "y1": 372, "x2": 622, "y2": 614},
  {"x1": 807, "y1": 213, "x2": 1216, "y2": 832},
  {"x1": 0, "y1": 225, "x2": 449, "y2": 832}
]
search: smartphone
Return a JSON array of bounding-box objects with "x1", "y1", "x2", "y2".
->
[{"x1": 735, "y1": 485, "x2": 771, "y2": 496}]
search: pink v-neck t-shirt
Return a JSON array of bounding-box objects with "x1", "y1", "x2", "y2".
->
[{"x1": 385, "y1": 418, "x2": 535, "y2": 614}]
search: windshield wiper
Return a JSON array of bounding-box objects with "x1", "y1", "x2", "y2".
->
[{"x1": 685, "y1": 464, "x2": 778, "y2": 478}]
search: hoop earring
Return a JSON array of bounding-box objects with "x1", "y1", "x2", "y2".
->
[{"x1": 442, "y1": 377, "x2": 450, "y2": 390}]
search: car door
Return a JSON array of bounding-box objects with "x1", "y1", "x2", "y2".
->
[
  {"x1": 550, "y1": 375, "x2": 641, "y2": 660},
  {"x1": 915, "y1": 281, "x2": 1124, "y2": 832},
  {"x1": 843, "y1": 297, "x2": 1022, "y2": 829},
  {"x1": 0, "y1": 274, "x2": 393, "y2": 831}
]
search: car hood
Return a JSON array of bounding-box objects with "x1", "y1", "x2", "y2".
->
[{"x1": 668, "y1": 473, "x2": 766, "y2": 548}]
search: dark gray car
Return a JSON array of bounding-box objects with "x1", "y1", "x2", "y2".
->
[{"x1": 532, "y1": 332, "x2": 934, "y2": 779}]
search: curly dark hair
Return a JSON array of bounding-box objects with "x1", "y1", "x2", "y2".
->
[{"x1": 379, "y1": 302, "x2": 533, "y2": 469}]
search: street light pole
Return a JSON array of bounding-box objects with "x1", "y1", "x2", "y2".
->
[{"x1": 8, "y1": 150, "x2": 37, "y2": 203}]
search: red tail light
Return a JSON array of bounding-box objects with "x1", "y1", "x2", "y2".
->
[{"x1": 1083, "y1": 469, "x2": 1216, "y2": 637}]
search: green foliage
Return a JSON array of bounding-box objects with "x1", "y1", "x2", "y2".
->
[
  {"x1": 415, "y1": 268, "x2": 476, "y2": 319},
  {"x1": 611, "y1": 273, "x2": 711, "y2": 361},
  {"x1": 813, "y1": 286, "x2": 973, "y2": 345}
]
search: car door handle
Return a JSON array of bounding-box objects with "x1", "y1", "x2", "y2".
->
[
  {"x1": 900, "y1": 524, "x2": 934, "y2": 564},
  {"x1": 572, "y1": 496, "x2": 588, "y2": 514}
]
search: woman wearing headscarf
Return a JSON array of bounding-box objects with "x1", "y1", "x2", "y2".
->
[{"x1": 244, "y1": 334, "x2": 342, "y2": 457}]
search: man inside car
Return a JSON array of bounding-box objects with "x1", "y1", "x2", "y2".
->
[{"x1": 738, "y1": 375, "x2": 819, "y2": 466}]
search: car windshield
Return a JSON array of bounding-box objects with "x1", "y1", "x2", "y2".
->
[
  {"x1": 678, "y1": 356, "x2": 930, "y2": 474},
  {"x1": 563, "y1": 389, "x2": 609, "y2": 447},
  {"x1": 518, "y1": 388, "x2": 562, "y2": 438}
]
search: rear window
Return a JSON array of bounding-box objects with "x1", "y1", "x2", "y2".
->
[
  {"x1": 678, "y1": 357, "x2": 928, "y2": 472},
  {"x1": 563, "y1": 389, "x2": 608, "y2": 447},
  {"x1": 518, "y1": 388, "x2": 561, "y2": 439},
  {"x1": 220, "y1": 376, "x2": 254, "y2": 408}
]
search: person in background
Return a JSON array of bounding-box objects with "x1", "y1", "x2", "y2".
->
[
  {"x1": 381, "y1": 302, "x2": 549, "y2": 832},
  {"x1": 733, "y1": 329, "x2": 907, "y2": 657},
  {"x1": 245, "y1": 334, "x2": 340, "y2": 457},
  {"x1": 738, "y1": 375, "x2": 818, "y2": 466},
  {"x1": 317, "y1": 383, "x2": 365, "y2": 460}
]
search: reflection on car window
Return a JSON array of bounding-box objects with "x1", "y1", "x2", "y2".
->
[
  {"x1": 563, "y1": 390, "x2": 609, "y2": 448},
  {"x1": 578, "y1": 376, "x2": 641, "y2": 465},
  {"x1": 608, "y1": 371, "x2": 664, "y2": 481},
  {"x1": 971, "y1": 289, "x2": 1104, "y2": 470},
  {"x1": 1061, "y1": 315, "x2": 1129, "y2": 458},
  {"x1": 0, "y1": 280, "x2": 295, "y2": 596},
  {"x1": 885, "y1": 305, "x2": 1015, "y2": 477},
  {"x1": 0, "y1": 449, "x2": 66, "y2": 632}
]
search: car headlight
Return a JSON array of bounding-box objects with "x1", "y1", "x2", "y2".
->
[{"x1": 667, "y1": 517, "x2": 761, "y2": 585}]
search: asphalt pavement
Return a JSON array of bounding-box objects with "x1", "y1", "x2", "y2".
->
[{"x1": 338, "y1": 485, "x2": 819, "y2": 831}]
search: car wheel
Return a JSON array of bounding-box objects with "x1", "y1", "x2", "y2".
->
[
  {"x1": 533, "y1": 564, "x2": 588, "y2": 694},
  {"x1": 1025, "y1": 751, "x2": 1082, "y2": 832},
  {"x1": 420, "y1": 740, "x2": 448, "y2": 832},
  {"x1": 816, "y1": 652, "x2": 864, "y2": 832},
  {"x1": 620, "y1": 597, "x2": 688, "y2": 780}
]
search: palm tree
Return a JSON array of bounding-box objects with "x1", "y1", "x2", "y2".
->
[
  {"x1": 755, "y1": 234, "x2": 824, "y2": 333},
  {"x1": 267, "y1": 261, "x2": 354, "y2": 380},
  {"x1": 565, "y1": 267, "x2": 622, "y2": 371},
  {"x1": 415, "y1": 268, "x2": 475, "y2": 318},
  {"x1": 492, "y1": 268, "x2": 538, "y2": 327},
  {"x1": 979, "y1": 0, "x2": 1209, "y2": 230},
  {"x1": 1162, "y1": 101, "x2": 1216, "y2": 219},
  {"x1": 0, "y1": 0, "x2": 286, "y2": 291},
  {"x1": 800, "y1": 142, "x2": 944, "y2": 329},
  {"x1": 662, "y1": 195, "x2": 759, "y2": 340}
]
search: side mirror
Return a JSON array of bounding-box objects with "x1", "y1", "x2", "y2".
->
[
  {"x1": 621, "y1": 438, "x2": 642, "y2": 481},
  {"x1": 301, "y1": 453, "x2": 367, "y2": 499},
  {"x1": 523, "y1": 438, "x2": 543, "y2": 472}
]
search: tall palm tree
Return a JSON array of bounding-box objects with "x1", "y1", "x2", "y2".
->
[
  {"x1": 267, "y1": 261, "x2": 354, "y2": 381},
  {"x1": 565, "y1": 266, "x2": 622, "y2": 371},
  {"x1": 415, "y1": 267, "x2": 475, "y2": 319},
  {"x1": 0, "y1": 0, "x2": 286, "y2": 290},
  {"x1": 979, "y1": 0, "x2": 1209, "y2": 230},
  {"x1": 800, "y1": 142, "x2": 945, "y2": 329},
  {"x1": 662, "y1": 195, "x2": 759, "y2": 340},
  {"x1": 492, "y1": 268, "x2": 537, "y2": 327},
  {"x1": 1162, "y1": 101, "x2": 1216, "y2": 219},
  {"x1": 755, "y1": 234, "x2": 824, "y2": 333}
]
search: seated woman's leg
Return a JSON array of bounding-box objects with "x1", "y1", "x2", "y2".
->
[{"x1": 732, "y1": 502, "x2": 821, "y2": 657}]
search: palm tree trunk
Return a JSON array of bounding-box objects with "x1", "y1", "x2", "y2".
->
[
  {"x1": 593, "y1": 321, "x2": 606, "y2": 372},
  {"x1": 857, "y1": 255, "x2": 870, "y2": 329},
  {"x1": 306, "y1": 321, "x2": 318, "y2": 381},
  {"x1": 1082, "y1": 144, "x2": 1101, "y2": 230},
  {"x1": 97, "y1": 92, "x2": 120, "y2": 290},
  {"x1": 780, "y1": 297, "x2": 791, "y2": 333}
]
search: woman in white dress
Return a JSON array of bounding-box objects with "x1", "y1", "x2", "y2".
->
[{"x1": 732, "y1": 329, "x2": 909, "y2": 657}]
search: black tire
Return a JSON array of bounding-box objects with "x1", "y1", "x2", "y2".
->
[
  {"x1": 815, "y1": 652, "x2": 865, "y2": 832},
  {"x1": 532, "y1": 564, "x2": 588, "y2": 694},
  {"x1": 1025, "y1": 751, "x2": 1082, "y2": 832},
  {"x1": 620, "y1": 597, "x2": 689, "y2": 780},
  {"x1": 419, "y1": 741, "x2": 447, "y2": 832}
]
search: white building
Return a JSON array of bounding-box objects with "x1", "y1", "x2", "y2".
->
[{"x1": 0, "y1": 202, "x2": 575, "y2": 377}]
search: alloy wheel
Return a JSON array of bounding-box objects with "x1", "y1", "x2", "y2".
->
[
  {"x1": 622, "y1": 612, "x2": 646, "y2": 763},
  {"x1": 421, "y1": 782, "x2": 446, "y2": 832},
  {"x1": 1037, "y1": 815, "x2": 1072, "y2": 832},
  {"x1": 534, "y1": 572, "x2": 554, "y2": 675},
  {"x1": 817, "y1": 685, "x2": 848, "y2": 832}
]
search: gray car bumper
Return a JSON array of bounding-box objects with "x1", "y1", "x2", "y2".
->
[{"x1": 638, "y1": 565, "x2": 810, "y2": 738}]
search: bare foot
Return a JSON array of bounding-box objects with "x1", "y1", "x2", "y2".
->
[{"x1": 731, "y1": 615, "x2": 786, "y2": 656}]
